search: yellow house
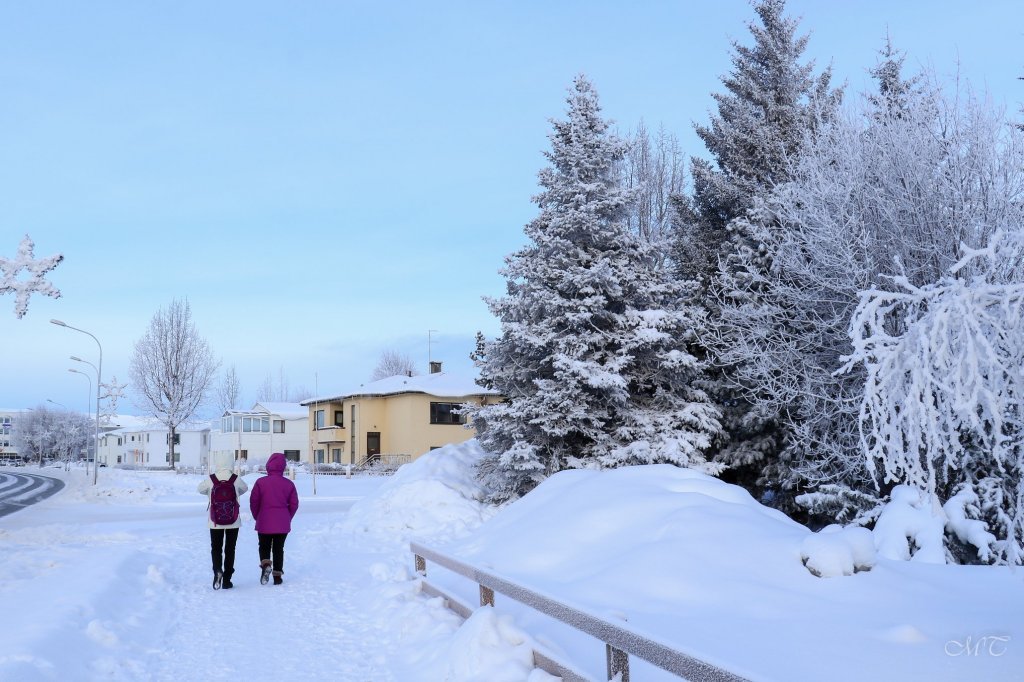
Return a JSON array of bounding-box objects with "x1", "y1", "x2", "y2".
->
[{"x1": 300, "y1": 369, "x2": 501, "y2": 466}]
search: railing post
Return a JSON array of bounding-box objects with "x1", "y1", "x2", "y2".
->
[
  {"x1": 480, "y1": 584, "x2": 495, "y2": 607},
  {"x1": 415, "y1": 554, "x2": 426, "y2": 575},
  {"x1": 607, "y1": 644, "x2": 629, "y2": 682}
]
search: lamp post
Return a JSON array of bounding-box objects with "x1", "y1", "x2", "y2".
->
[
  {"x1": 69, "y1": 368, "x2": 93, "y2": 472},
  {"x1": 46, "y1": 399, "x2": 66, "y2": 409},
  {"x1": 51, "y1": 319, "x2": 102, "y2": 485},
  {"x1": 71, "y1": 357, "x2": 99, "y2": 476}
]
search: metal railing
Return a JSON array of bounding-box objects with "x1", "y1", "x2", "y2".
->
[{"x1": 411, "y1": 542, "x2": 754, "y2": 682}]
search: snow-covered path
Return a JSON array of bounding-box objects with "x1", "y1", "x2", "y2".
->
[{"x1": 0, "y1": 468, "x2": 423, "y2": 682}]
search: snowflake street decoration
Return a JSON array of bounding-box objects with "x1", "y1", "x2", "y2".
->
[
  {"x1": 100, "y1": 377, "x2": 128, "y2": 425},
  {"x1": 0, "y1": 234, "x2": 64, "y2": 319}
]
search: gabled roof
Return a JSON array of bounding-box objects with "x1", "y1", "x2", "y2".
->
[
  {"x1": 220, "y1": 402, "x2": 308, "y2": 420},
  {"x1": 253, "y1": 402, "x2": 308, "y2": 420},
  {"x1": 301, "y1": 372, "x2": 497, "y2": 405}
]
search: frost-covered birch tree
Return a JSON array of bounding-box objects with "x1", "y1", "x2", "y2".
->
[
  {"x1": 129, "y1": 299, "x2": 219, "y2": 470},
  {"x1": 840, "y1": 231, "x2": 1024, "y2": 564},
  {"x1": 716, "y1": 72, "x2": 1024, "y2": 521},
  {"x1": 12, "y1": 406, "x2": 89, "y2": 467},
  {"x1": 469, "y1": 75, "x2": 720, "y2": 502}
]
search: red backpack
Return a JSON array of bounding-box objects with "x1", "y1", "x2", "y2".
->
[{"x1": 209, "y1": 474, "x2": 239, "y2": 526}]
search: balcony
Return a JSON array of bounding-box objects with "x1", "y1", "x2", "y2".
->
[{"x1": 313, "y1": 426, "x2": 346, "y2": 446}]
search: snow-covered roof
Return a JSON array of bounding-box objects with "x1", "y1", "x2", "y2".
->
[
  {"x1": 220, "y1": 402, "x2": 308, "y2": 420},
  {"x1": 301, "y1": 372, "x2": 498, "y2": 405},
  {"x1": 252, "y1": 402, "x2": 308, "y2": 419},
  {"x1": 102, "y1": 414, "x2": 159, "y2": 430}
]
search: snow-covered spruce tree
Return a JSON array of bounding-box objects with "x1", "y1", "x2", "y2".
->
[
  {"x1": 840, "y1": 231, "x2": 1024, "y2": 564},
  {"x1": 675, "y1": 0, "x2": 841, "y2": 506},
  {"x1": 716, "y1": 74, "x2": 1024, "y2": 523},
  {"x1": 675, "y1": 0, "x2": 841, "y2": 288},
  {"x1": 469, "y1": 76, "x2": 721, "y2": 502}
]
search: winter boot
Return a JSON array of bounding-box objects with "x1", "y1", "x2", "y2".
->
[
  {"x1": 260, "y1": 560, "x2": 272, "y2": 585},
  {"x1": 222, "y1": 573, "x2": 234, "y2": 590},
  {"x1": 213, "y1": 570, "x2": 223, "y2": 590},
  {"x1": 273, "y1": 571, "x2": 283, "y2": 586}
]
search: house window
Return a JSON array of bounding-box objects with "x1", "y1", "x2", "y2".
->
[
  {"x1": 430, "y1": 402, "x2": 466, "y2": 425},
  {"x1": 165, "y1": 452, "x2": 181, "y2": 463},
  {"x1": 273, "y1": 420, "x2": 285, "y2": 434},
  {"x1": 331, "y1": 448, "x2": 341, "y2": 463},
  {"x1": 283, "y1": 450, "x2": 300, "y2": 462},
  {"x1": 315, "y1": 448, "x2": 325, "y2": 463},
  {"x1": 235, "y1": 449, "x2": 248, "y2": 460},
  {"x1": 166, "y1": 433, "x2": 180, "y2": 445},
  {"x1": 315, "y1": 410, "x2": 325, "y2": 429},
  {"x1": 333, "y1": 410, "x2": 344, "y2": 427}
]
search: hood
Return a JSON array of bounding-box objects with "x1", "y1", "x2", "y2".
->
[
  {"x1": 212, "y1": 451, "x2": 235, "y2": 474},
  {"x1": 266, "y1": 452, "x2": 287, "y2": 475}
]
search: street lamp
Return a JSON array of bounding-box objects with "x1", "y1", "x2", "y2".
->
[
  {"x1": 46, "y1": 399, "x2": 66, "y2": 409},
  {"x1": 69, "y1": 368, "x2": 93, "y2": 471},
  {"x1": 51, "y1": 319, "x2": 103, "y2": 485},
  {"x1": 71, "y1": 357, "x2": 99, "y2": 476}
]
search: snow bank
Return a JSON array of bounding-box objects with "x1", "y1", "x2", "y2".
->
[
  {"x1": 429, "y1": 465, "x2": 1024, "y2": 681},
  {"x1": 342, "y1": 440, "x2": 495, "y2": 545}
]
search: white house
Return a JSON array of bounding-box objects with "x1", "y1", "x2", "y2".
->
[
  {"x1": 209, "y1": 402, "x2": 309, "y2": 465},
  {"x1": 0, "y1": 408, "x2": 28, "y2": 463},
  {"x1": 98, "y1": 416, "x2": 211, "y2": 468}
]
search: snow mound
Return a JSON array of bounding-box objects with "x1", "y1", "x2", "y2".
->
[
  {"x1": 444, "y1": 606, "x2": 541, "y2": 682},
  {"x1": 800, "y1": 524, "x2": 876, "y2": 577},
  {"x1": 342, "y1": 439, "x2": 495, "y2": 544}
]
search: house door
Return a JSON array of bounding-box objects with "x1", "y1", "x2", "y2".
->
[{"x1": 366, "y1": 432, "x2": 381, "y2": 457}]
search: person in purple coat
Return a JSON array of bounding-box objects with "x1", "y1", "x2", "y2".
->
[{"x1": 249, "y1": 452, "x2": 299, "y2": 585}]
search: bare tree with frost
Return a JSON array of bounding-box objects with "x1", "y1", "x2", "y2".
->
[
  {"x1": 371, "y1": 349, "x2": 418, "y2": 381},
  {"x1": 215, "y1": 365, "x2": 241, "y2": 414},
  {"x1": 129, "y1": 299, "x2": 219, "y2": 470}
]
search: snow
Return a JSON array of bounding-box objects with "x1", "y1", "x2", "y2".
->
[
  {"x1": 303, "y1": 371, "x2": 497, "y2": 405},
  {"x1": 3, "y1": 445, "x2": 1023, "y2": 681}
]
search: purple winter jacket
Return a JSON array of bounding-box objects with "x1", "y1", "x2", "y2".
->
[{"x1": 250, "y1": 452, "x2": 299, "y2": 534}]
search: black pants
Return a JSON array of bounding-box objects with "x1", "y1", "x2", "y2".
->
[
  {"x1": 210, "y1": 528, "x2": 239, "y2": 577},
  {"x1": 258, "y1": 533, "x2": 288, "y2": 573}
]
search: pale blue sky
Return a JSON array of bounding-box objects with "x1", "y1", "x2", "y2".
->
[{"x1": 2, "y1": 0, "x2": 1021, "y2": 414}]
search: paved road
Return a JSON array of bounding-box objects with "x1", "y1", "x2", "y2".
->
[{"x1": 0, "y1": 471, "x2": 65, "y2": 518}]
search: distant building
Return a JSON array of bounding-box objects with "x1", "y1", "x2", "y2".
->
[
  {"x1": 209, "y1": 402, "x2": 309, "y2": 465},
  {"x1": 300, "y1": 365, "x2": 500, "y2": 466},
  {"x1": 0, "y1": 408, "x2": 29, "y2": 463}
]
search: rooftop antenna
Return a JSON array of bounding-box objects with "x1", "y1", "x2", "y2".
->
[{"x1": 428, "y1": 329, "x2": 438, "y2": 369}]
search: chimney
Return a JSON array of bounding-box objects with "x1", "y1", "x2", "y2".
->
[{"x1": 429, "y1": 361, "x2": 443, "y2": 374}]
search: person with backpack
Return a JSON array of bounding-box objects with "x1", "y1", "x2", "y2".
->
[
  {"x1": 249, "y1": 452, "x2": 299, "y2": 586},
  {"x1": 198, "y1": 451, "x2": 248, "y2": 590}
]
